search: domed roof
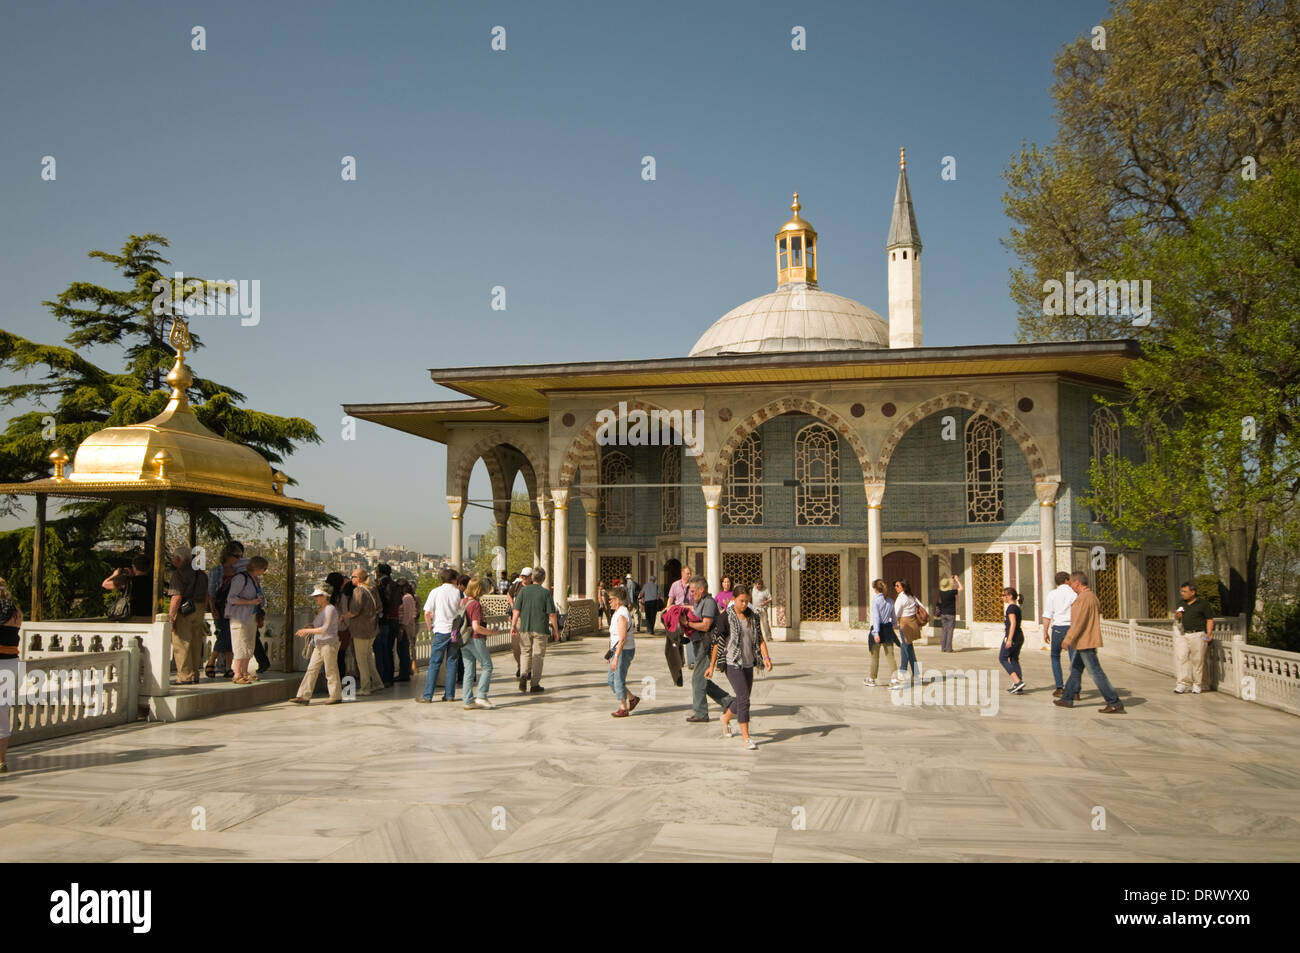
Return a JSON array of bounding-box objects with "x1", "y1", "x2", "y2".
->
[{"x1": 689, "y1": 283, "x2": 889, "y2": 357}]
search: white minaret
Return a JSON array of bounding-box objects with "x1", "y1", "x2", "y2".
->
[{"x1": 887, "y1": 147, "x2": 922, "y2": 348}]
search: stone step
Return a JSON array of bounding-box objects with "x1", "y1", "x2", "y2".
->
[{"x1": 148, "y1": 672, "x2": 302, "y2": 722}]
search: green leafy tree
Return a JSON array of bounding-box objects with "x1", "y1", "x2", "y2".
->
[
  {"x1": 1003, "y1": 0, "x2": 1300, "y2": 341},
  {"x1": 0, "y1": 234, "x2": 336, "y2": 614},
  {"x1": 1079, "y1": 167, "x2": 1300, "y2": 623}
]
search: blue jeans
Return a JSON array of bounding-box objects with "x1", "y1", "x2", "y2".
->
[
  {"x1": 999, "y1": 636, "x2": 1024, "y2": 679},
  {"x1": 608, "y1": 647, "x2": 635, "y2": 701},
  {"x1": 690, "y1": 639, "x2": 734, "y2": 718},
  {"x1": 461, "y1": 638, "x2": 493, "y2": 703},
  {"x1": 1062, "y1": 648, "x2": 1120, "y2": 707},
  {"x1": 422, "y1": 631, "x2": 459, "y2": 700},
  {"x1": 1049, "y1": 624, "x2": 1075, "y2": 688},
  {"x1": 685, "y1": 640, "x2": 696, "y2": 666},
  {"x1": 897, "y1": 638, "x2": 918, "y2": 676}
]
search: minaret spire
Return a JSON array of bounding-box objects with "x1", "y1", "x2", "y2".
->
[{"x1": 887, "y1": 148, "x2": 922, "y2": 348}]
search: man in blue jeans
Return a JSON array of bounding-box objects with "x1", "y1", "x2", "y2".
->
[
  {"x1": 1054, "y1": 572, "x2": 1125, "y2": 714},
  {"x1": 684, "y1": 579, "x2": 734, "y2": 723},
  {"x1": 1040, "y1": 571, "x2": 1078, "y2": 698},
  {"x1": 416, "y1": 568, "x2": 462, "y2": 703}
]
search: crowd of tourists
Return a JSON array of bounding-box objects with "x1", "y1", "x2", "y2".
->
[{"x1": 1, "y1": 543, "x2": 1228, "y2": 774}]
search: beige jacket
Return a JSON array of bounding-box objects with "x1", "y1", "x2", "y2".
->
[
  {"x1": 347, "y1": 585, "x2": 380, "y2": 640},
  {"x1": 1062, "y1": 588, "x2": 1103, "y2": 651}
]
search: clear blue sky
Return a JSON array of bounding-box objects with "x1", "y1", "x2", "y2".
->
[{"x1": 0, "y1": 0, "x2": 1106, "y2": 551}]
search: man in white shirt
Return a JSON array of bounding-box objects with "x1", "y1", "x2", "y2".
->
[
  {"x1": 1041, "y1": 571, "x2": 1078, "y2": 698},
  {"x1": 417, "y1": 568, "x2": 463, "y2": 703}
]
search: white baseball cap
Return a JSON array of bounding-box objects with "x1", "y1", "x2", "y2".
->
[
  {"x1": 520, "y1": 567, "x2": 533, "y2": 576},
  {"x1": 310, "y1": 587, "x2": 327, "y2": 597}
]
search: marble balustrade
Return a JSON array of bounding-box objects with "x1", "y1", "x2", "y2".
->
[
  {"x1": 1100, "y1": 617, "x2": 1299, "y2": 715},
  {"x1": 5, "y1": 643, "x2": 139, "y2": 746}
]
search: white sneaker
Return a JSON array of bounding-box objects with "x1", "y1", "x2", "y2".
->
[
  {"x1": 862, "y1": 677, "x2": 876, "y2": 687},
  {"x1": 1191, "y1": 685, "x2": 1202, "y2": 695},
  {"x1": 1174, "y1": 686, "x2": 1187, "y2": 694},
  {"x1": 722, "y1": 722, "x2": 735, "y2": 738},
  {"x1": 743, "y1": 738, "x2": 757, "y2": 750},
  {"x1": 474, "y1": 697, "x2": 495, "y2": 709}
]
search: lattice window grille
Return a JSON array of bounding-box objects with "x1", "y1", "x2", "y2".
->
[
  {"x1": 795, "y1": 423, "x2": 840, "y2": 526},
  {"x1": 661, "y1": 445, "x2": 681, "y2": 532},
  {"x1": 599, "y1": 451, "x2": 633, "y2": 533},
  {"x1": 600, "y1": 556, "x2": 632, "y2": 589},
  {"x1": 1146, "y1": 555, "x2": 1169, "y2": 618},
  {"x1": 1095, "y1": 565, "x2": 1120, "y2": 619},
  {"x1": 799, "y1": 553, "x2": 841, "y2": 622},
  {"x1": 965, "y1": 416, "x2": 1005, "y2": 524},
  {"x1": 724, "y1": 431, "x2": 763, "y2": 525},
  {"x1": 972, "y1": 552, "x2": 1005, "y2": 622},
  {"x1": 722, "y1": 553, "x2": 763, "y2": 595},
  {"x1": 1090, "y1": 407, "x2": 1121, "y2": 522}
]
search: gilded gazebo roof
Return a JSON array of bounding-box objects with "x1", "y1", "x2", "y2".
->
[{"x1": 0, "y1": 318, "x2": 323, "y2": 514}]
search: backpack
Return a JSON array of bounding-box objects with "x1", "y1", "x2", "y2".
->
[
  {"x1": 454, "y1": 599, "x2": 478, "y2": 644},
  {"x1": 216, "y1": 570, "x2": 250, "y2": 618}
]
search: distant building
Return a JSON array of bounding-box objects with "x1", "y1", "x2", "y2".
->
[
  {"x1": 309, "y1": 528, "x2": 326, "y2": 551},
  {"x1": 466, "y1": 534, "x2": 484, "y2": 562}
]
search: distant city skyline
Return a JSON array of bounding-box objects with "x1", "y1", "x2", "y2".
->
[{"x1": 0, "y1": 0, "x2": 1106, "y2": 551}]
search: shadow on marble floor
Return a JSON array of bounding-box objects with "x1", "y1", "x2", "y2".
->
[
  {"x1": 4, "y1": 744, "x2": 225, "y2": 778},
  {"x1": 763, "y1": 723, "x2": 851, "y2": 742}
]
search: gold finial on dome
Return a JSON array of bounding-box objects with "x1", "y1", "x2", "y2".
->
[
  {"x1": 49, "y1": 448, "x2": 69, "y2": 480},
  {"x1": 775, "y1": 192, "x2": 818, "y2": 288},
  {"x1": 152, "y1": 450, "x2": 173, "y2": 480},
  {"x1": 164, "y1": 316, "x2": 195, "y2": 405},
  {"x1": 900, "y1": 147, "x2": 906, "y2": 170}
]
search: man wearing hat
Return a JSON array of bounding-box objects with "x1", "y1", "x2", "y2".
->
[
  {"x1": 935, "y1": 573, "x2": 962, "y2": 653},
  {"x1": 511, "y1": 567, "x2": 559, "y2": 693},
  {"x1": 167, "y1": 544, "x2": 210, "y2": 685}
]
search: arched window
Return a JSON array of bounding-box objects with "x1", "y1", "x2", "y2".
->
[
  {"x1": 661, "y1": 445, "x2": 680, "y2": 532},
  {"x1": 724, "y1": 431, "x2": 763, "y2": 525},
  {"x1": 599, "y1": 450, "x2": 632, "y2": 533},
  {"x1": 965, "y1": 415, "x2": 1004, "y2": 523},
  {"x1": 795, "y1": 423, "x2": 840, "y2": 526},
  {"x1": 1090, "y1": 406, "x2": 1121, "y2": 522}
]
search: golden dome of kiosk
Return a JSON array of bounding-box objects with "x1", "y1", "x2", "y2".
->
[{"x1": 37, "y1": 317, "x2": 321, "y2": 512}]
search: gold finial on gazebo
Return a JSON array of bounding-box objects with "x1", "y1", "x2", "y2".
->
[
  {"x1": 152, "y1": 450, "x2": 173, "y2": 480},
  {"x1": 272, "y1": 471, "x2": 288, "y2": 495},
  {"x1": 49, "y1": 448, "x2": 69, "y2": 480},
  {"x1": 165, "y1": 316, "x2": 195, "y2": 403}
]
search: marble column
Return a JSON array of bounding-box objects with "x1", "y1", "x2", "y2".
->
[
  {"x1": 537, "y1": 494, "x2": 551, "y2": 582},
  {"x1": 584, "y1": 506, "x2": 598, "y2": 600},
  {"x1": 551, "y1": 488, "x2": 569, "y2": 611},
  {"x1": 1037, "y1": 481, "x2": 1060, "y2": 619},
  {"x1": 866, "y1": 482, "x2": 885, "y2": 586},
  {"x1": 703, "y1": 483, "x2": 723, "y2": 594},
  {"x1": 447, "y1": 495, "x2": 466, "y2": 571}
]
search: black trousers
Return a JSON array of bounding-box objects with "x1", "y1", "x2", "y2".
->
[
  {"x1": 643, "y1": 599, "x2": 664, "y2": 634},
  {"x1": 664, "y1": 623, "x2": 685, "y2": 686}
]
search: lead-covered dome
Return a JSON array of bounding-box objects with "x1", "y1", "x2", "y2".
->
[{"x1": 689, "y1": 283, "x2": 889, "y2": 356}]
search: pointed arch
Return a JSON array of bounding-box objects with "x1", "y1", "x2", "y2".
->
[
  {"x1": 707, "y1": 396, "x2": 872, "y2": 484},
  {"x1": 876, "y1": 391, "x2": 1050, "y2": 483},
  {"x1": 449, "y1": 429, "x2": 547, "y2": 502},
  {"x1": 557, "y1": 398, "x2": 691, "y2": 489}
]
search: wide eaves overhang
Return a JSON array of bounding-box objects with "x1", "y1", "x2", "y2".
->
[{"x1": 343, "y1": 340, "x2": 1142, "y2": 444}]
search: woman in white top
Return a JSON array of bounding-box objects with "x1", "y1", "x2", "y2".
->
[
  {"x1": 291, "y1": 587, "x2": 342, "y2": 704},
  {"x1": 607, "y1": 586, "x2": 639, "y2": 718},
  {"x1": 893, "y1": 579, "x2": 921, "y2": 685},
  {"x1": 750, "y1": 578, "x2": 772, "y2": 641}
]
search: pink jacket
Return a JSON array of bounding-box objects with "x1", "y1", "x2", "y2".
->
[{"x1": 660, "y1": 604, "x2": 700, "y2": 634}]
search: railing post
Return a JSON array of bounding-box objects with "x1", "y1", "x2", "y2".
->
[
  {"x1": 1129, "y1": 618, "x2": 1137, "y2": 665},
  {"x1": 125, "y1": 638, "x2": 141, "y2": 720}
]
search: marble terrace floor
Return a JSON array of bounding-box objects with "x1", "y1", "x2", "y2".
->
[{"x1": 2, "y1": 636, "x2": 1297, "y2": 862}]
